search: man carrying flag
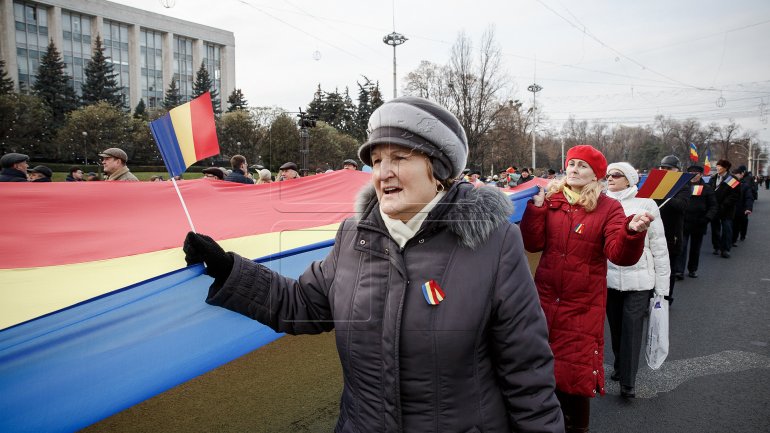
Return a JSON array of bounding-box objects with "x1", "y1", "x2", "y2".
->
[
  {"x1": 654, "y1": 155, "x2": 690, "y2": 304},
  {"x1": 677, "y1": 165, "x2": 717, "y2": 279},
  {"x1": 708, "y1": 159, "x2": 741, "y2": 258}
]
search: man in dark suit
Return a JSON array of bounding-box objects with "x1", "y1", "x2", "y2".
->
[
  {"x1": 708, "y1": 159, "x2": 741, "y2": 258},
  {"x1": 677, "y1": 165, "x2": 717, "y2": 278}
]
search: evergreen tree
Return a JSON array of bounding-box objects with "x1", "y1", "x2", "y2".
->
[
  {"x1": 306, "y1": 84, "x2": 325, "y2": 120},
  {"x1": 133, "y1": 98, "x2": 147, "y2": 120},
  {"x1": 163, "y1": 77, "x2": 182, "y2": 110},
  {"x1": 32, "y1": 39, "x2": 78, "y2": 127},
  {"x1": 226, "y1": 88, "x2": 248, "y2": 112},
  {"x1": 0, "y1": 60, "x2": 15, "y2": 95},
  {"x1": 192, "y1": 62, "x2": 220, "y2": 114},
  {"x1": 81, "y1": 35, "x2": 123, "y2": 108}
]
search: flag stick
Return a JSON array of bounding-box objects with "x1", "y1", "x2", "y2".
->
[
  {"x1": 170, "y1": 177, "x2": 196, "y2": 233},
  {"x1": 657, "y1": 197, "x2": 672, "y2": 210}
]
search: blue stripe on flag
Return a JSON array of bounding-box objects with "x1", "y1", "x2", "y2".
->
[{"x1": 149, "y1": 114, "x2": 186, "y2": 177}]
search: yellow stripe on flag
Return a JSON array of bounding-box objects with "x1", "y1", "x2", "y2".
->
[
  {"x1": 650, "y1": 172, "x2": 680, "y2": 199},
  {"x1": 0, "y1": 223, "x2": 340, "y2": 330},
  {"x1": 169, "y1": 102, "x2": 198, "y2": 168}
]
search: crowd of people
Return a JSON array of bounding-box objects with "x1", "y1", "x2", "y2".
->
[{"x1": 1, "y1": 95, "x2": 764, "y2": 432}]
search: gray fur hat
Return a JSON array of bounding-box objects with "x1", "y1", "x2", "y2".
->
[{"x1": 358, "y1": 96, "x2": 468, "y2": 180}]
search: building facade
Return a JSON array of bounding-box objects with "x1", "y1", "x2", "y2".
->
[{"x1": 0, "y1": 0, "x2": 235, "y2": 110}]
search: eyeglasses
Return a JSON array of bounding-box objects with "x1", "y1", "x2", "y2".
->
[{"x1": 605, "y1": 173, "x2": 625, "y2": 179}]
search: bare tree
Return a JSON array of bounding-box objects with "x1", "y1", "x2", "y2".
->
[
  {"x1": 402, "y1": 61, "x2": 452, "y2": 108},
  {"x1": 709, "y1": 120, "x2": 741, "y2": 160},
  {"x1": 444, "y1": 27, "x2": 509, "y2": 169}
]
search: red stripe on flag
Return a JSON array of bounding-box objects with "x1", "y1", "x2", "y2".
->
[
  {"x1": 636, "y1": 169, "x2": 667, "y2": 199},
  {"x1": 190, "y1": 92, "x2": 220, "y2": 161}
]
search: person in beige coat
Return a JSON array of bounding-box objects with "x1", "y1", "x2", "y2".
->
[{"x1": 99, "y1": 148, "x2": 139, "y2": 181}]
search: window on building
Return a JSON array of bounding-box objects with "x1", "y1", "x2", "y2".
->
[
  {"x1": 203, "y1": 42, "x2": 222, "y2": 98},
  {"x1": 103, "y1": 19, "x2": 130, "y2": 108},
  {"x1": 140, "y1": 29, "x2": 164, "y2": 109},
  {"x1": 13, "y1": 1, "x2": 49, "y2": 91},
  {"x1": 173, "y1": 35, "x2": 194, "y2": 102},
  {"x1": 62, "y1": 10, "x2": 92, "y2": 96}
]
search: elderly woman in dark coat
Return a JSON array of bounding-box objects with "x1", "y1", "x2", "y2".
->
[{"x1": 184, "y1": 97, "x2": 563, "y2": 432}]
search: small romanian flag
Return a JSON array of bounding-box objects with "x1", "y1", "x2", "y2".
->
[
  {"x1": 636, "y1": 169, "x2": 695, "y2": 200},
  {"x1": 692, "y1": 185, "x2": 704, "y2": 196},
  {"x1": 150, "y1": 92, "x2": 220, "y2": 177},
  {"x1": 704, "y1": 150, "x2": 712, "y2": 176},
  {"x1": 689, "y1": 143, "x2": 698, "y2": 162},
  {"x1": 574, "y1": 223, "x2": 585, "y2": 234},
  {"x1": 421, "y1": 280, "x2": 446, "y2": 306},
  {"x1": 726, "y1": 176, "x2": 740, "y2": 189}
]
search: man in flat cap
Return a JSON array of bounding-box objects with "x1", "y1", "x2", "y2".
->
[
  {"x1": 99, "y1": 147, "x2": 138, "y2": 181},
  {"x1": 202, "y1": 167, "x2": 225, "y2": 180},
  {"x1": 27, "y1": 165, "x2": 53, "y2": 182},
  {"x1": 342, "y1": 159, "x2": 358, "y2": 171},
  {"x1": 278, "y1": 161, "x2": 300, "y2": 181},
  {"x1": 0, "y1": 153, "x2": 30, "y2": 182}
]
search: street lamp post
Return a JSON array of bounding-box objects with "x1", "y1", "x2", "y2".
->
[
  {"x1": 383, "y1": 32, "x2": 407, "y2": 99},
  {"x1": 82, "y1": 131, "x2": 88, "y2": 166},
  {"x1": 527, "y1": 83, "x2": 543, "y2": 170}
]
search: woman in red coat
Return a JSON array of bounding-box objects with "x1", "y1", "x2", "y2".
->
[{"x1": 521, "y1": 145, "x2": 653, "y2": 433}]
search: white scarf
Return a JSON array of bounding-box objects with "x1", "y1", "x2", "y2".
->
[{"x1": 379, "y1": 191, "x2": 447, "y2": 248}]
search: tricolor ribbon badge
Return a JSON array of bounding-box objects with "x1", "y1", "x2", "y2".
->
[
  {"x1": 422, "y1": 279, "x2": 446, "y2": 306},
  {"x1": 574, "y1": 223, "x2": 585, "y2": 234},
  {"x1": 726, "y1": 177, "x2": 740, "y2": 189},
  {"x1": 692, "y1": 185, "x2": 704, "y2": 196}
]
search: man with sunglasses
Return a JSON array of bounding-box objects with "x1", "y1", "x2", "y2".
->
[
  {"x1": 654, "y1": 155, "x2": 690, "y2": 304},
  {"x1": 99, "y1": 148, "x2": 138, "y2": 181}
]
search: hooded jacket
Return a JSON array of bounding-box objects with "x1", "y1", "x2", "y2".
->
[
  {"x1": 605, "y1": 186, "x2": 670, "y2": 296},
  {"x1": 521, "y1": 191, "x2": 645, "y2": 398},
  {"x1": 205, "y1": 182, "x2": 563, "y2": 432}
]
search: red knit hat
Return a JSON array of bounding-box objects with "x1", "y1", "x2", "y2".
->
[{"x1": 565, "y1": 145, "x2": 607, "y2": 179}]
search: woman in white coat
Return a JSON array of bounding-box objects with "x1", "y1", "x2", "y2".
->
[{"x1": 605, "y1": 162, "x2": 670, "y2": 399}]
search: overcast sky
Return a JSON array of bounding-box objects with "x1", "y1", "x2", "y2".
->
[{"x1": 115, "y1": 0, "x2": 770, "y2": 145}]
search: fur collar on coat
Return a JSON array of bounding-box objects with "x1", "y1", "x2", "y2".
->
[{"x1": 354, "y1": 181, "x2": 513, "y2": 250}]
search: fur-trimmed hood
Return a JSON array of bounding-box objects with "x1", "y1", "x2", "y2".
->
[{"x1": 354, "y1": 181, "x2": 513, "y2": 250}]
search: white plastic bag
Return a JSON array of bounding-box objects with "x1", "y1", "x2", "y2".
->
[{"x1": 645, "y1": 294, "x2": 669, "y2": 369}]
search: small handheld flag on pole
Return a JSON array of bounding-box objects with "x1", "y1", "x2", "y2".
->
[
  {"x1": 636, "y1": 169, "x2": 695, "y2": 207},
  {"x1": 150, "y1": 92, "x2": 220, "y2": 232},
  {"x1": 704, "y1": 150, "x2": 712, "y2": 175},
  {"x1": 689, "y1": 143, "x2": 698, "y2": 162}
]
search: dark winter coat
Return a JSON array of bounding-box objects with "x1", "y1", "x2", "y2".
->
[
  {"x1": 521, "y1": 192, "x2": 645, "y2": 398},
  {"x1": 734, "y1": 176, "x2": 755, "y2": 215},
  {"x1": 206, "y1": 182, "x2": 564, "y2": 432},
  {"x1": 683, "y1": 180, "x2": 718, "y2": 235},
  {"x1": 709, "y1": 174, "x2": 741, "y2": 220},
  {"x1": 0, "y1": 168, "x2": 28, "y2": 182},
  {"x1": 654, "y1": 182, "x2": 690, "y2": 258},
  {"x1": 223, "y1": 168, "x2": 253, "y2": 185}
]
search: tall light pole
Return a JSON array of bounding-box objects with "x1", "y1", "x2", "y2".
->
[
  {"x1": 82, "y1": 131, "x2": 88, "y2": 166},
  {"x1": 527, "y1": 83, "x2": 542, "y2": 170},
  {"x1": 383, "y1": 32, "x2": 407, "y2": 99}
]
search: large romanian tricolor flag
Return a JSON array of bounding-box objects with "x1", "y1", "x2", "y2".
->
[
  {"x1": 636, "y1": 168, "x2": 695, "y2": 200},
  {"x1": 0, "y1": 173, "x2": 541, "y2": 432},
  {"x1": 150, "y1": 92, "x2": 220, "y2": 177}
]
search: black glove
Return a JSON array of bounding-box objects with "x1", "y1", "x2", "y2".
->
[{"x1": 183, "y1": 232, "x2": 234, "y2": 280}]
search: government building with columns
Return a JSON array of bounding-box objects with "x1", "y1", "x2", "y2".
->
[{"x1": 0, "y1": 0, "x2": 235, "y2": 110}]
